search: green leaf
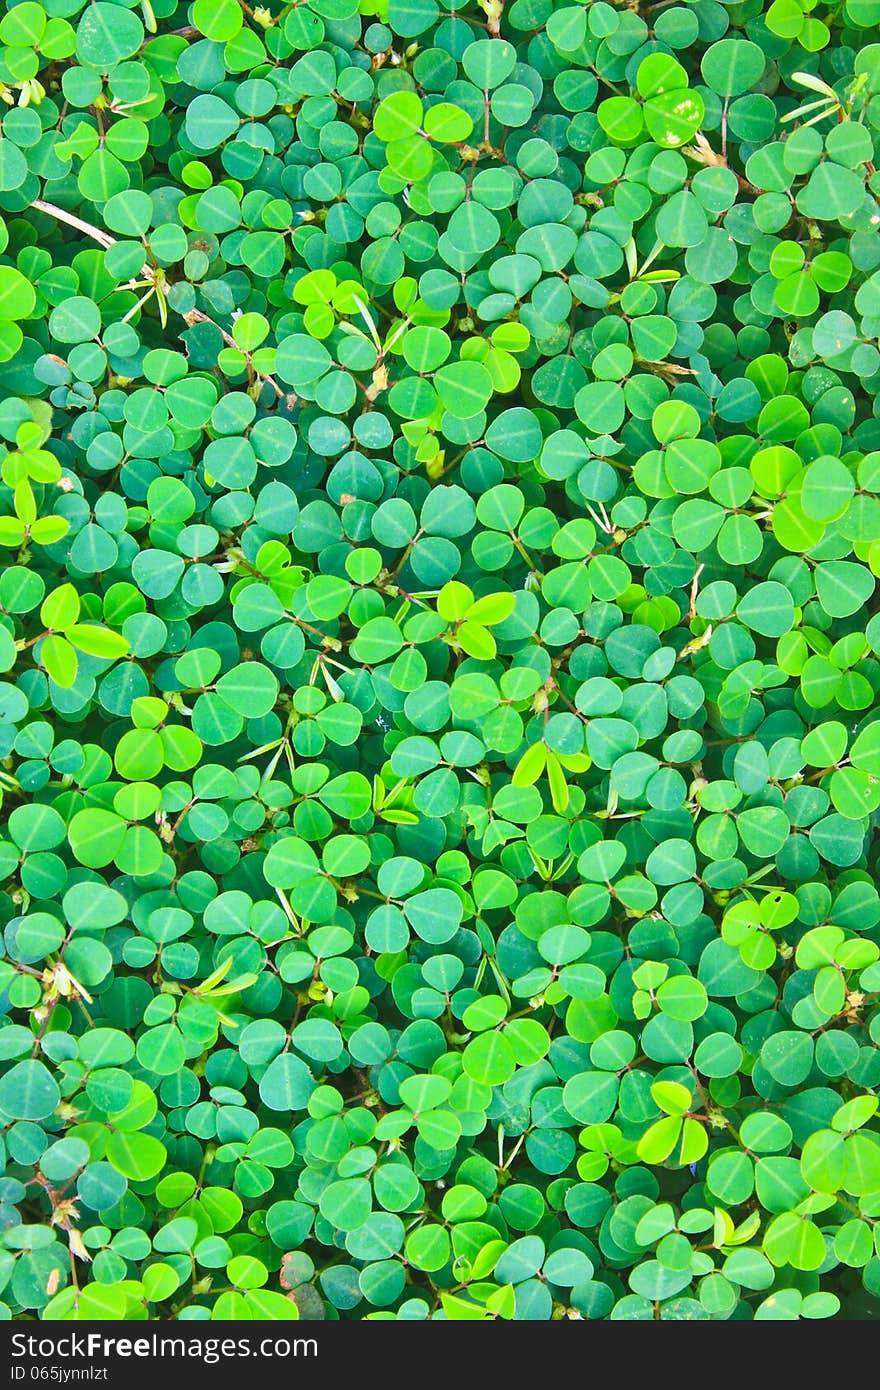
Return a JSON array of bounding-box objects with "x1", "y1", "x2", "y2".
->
[{"x1": 0, "y1": 1061, "x2": 60, "y2": 1121}]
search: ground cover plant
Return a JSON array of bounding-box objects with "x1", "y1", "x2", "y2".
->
[{"x1": 0, "y1": 0, "x2": 879, "y2": 1326}]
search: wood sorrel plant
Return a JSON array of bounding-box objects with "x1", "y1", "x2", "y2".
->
[{"x1": 0, "y1": 0, "x2": 879, "y2": 1325}]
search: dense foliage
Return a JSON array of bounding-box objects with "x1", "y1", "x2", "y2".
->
[{"x1": 1, "y1": 0, "x2": 880, "y2": 1325}]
